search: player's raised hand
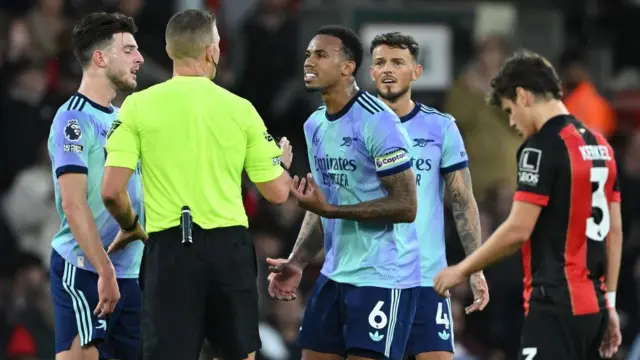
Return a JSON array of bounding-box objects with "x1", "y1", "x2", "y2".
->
[
  {"x1": 291, "y1": 173, "x2": 330, "y2": 216},
  {"x1": 107, "y1": 223, "x2": 148, "y2": 255},
  {"x1": 599, "y1": 308, "x2": 622, "y2": 359},
  {"x1": 266, "y1": 257, "x2": 303, "y2": 301},
  {"x1": 94, "y1": 266, "x2": 120, "y2": 317},
  {"x1": 465, "y1": 271, "x2": 489, "y2": 314},
  {"x1": 278, "y1": 137, "x2": 293, "y2": 170},
  {"x1": 433, "y1": 265, "x2": 466, "y2": 297}
]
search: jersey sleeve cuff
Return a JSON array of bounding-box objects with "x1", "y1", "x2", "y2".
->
[
  {"x1": 441, "y1": 160, "x2": 468, "y2": 175},
  {"x1": 247, "y1": 166, "x2": 284, "y2": 184},
  {"x1": 105, "y1": 151, "x2": 138, "y2": 170},
  {"x1": 611, "y1": 191, "x2": 621, "y2": 203},
  {"x1": 377, "y1": 160, "x2": 411, "y2": 177},
  {"x1": 514, "y1": 190, "x2": 549, "y2": 207},
  {"x1": 55, "y1": 165, "x2": 88, "y2": 178}
]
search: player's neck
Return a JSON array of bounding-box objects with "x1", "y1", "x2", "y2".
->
[
  {"x1": 77, "y1": 71, "x2": 117, "y2": 108},
  {"x1": 534, "y1": 100, "x2": 570, "y2": 131},
  {"x1": 380, "y1": 93, "x2": 414, "y2": 118},
  {"x1": 322, "y1": 81, "x2": 359, "y2": 115}
]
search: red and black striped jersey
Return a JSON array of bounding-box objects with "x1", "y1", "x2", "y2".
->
[{"x1": 513, "y1": 114, "x2": 621, "y2": 316}]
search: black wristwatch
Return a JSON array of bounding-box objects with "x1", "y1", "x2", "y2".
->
[{"x1": 122, "y1": 214, "x2": 139, "y2": 232}]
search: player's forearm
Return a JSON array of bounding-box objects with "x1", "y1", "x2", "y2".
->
[
  {"x1": 605, "y1": 232, "x2": 622, "y2": 292},
  {"x1": 102, "y1": 190, "x2": 136, "y2": 230},
  {"x1": 445, "y1": 169, "x2": 482, "y2": 256},
  {"x1": 289, "y1": 211, "x2": 324, "y2": 267},
  {"x1": 324, "y1": 169, "x2": 417, "y2": 222},
  {"x1": 459, "y1": 220, "x2": 525, "y2": 276},
  {"x1": 63, "y1": 201, "x2": 113, "y2": 276},
  {"x1": 605, "y1": 203, "x2": 623, "y2": 292}
]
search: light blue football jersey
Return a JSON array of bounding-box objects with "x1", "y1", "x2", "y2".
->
[
  {"x1": 303, "y1": 90, "x2": 421, "y2": 289},
  {"x1": 48, "y1": 92, "x2": 144, "y2": 278},
  {"x1": 398, "y1": 103, "x2": 469, "y2": 286}
]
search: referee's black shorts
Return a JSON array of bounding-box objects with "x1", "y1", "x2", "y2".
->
[
  {"x1": 519, "y1": 286, "x2": 608, "y2": 360},
  {"x1": 140, "y1": 225, "x2": 261, "y2": 360}
]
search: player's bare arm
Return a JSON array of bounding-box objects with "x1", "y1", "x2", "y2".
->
[
  {"x1": 600, "y1": 201, "x2": 623, "y2": 358},
  {"x1": 444, "y1": 168, "x2": 481, "y2": 255},
  {"x1": 288, "y1": 211, "x2": 324, "y2": 266},
  {"x1": 291, "y1": 168, "x2": 417, "y2": 223},
  {"x1": 60, "y1": 173, "x2": 113, "y2": 276},
  {"x1": 267, "y1": 210, "x2": 324, "y2": 301},
  {"x1": 434, "y1": 201, "x2": 540, "y2": 295},
  {"x1": 444, "y1": 168, "x2": 489, "y2": 312},
  {"x1": 327, "y1": 168, "x2": 417, "y2": 222}
]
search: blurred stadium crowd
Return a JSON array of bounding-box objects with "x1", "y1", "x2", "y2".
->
[{"x1": 0, "y1": 0, "x2": 640, "y2": 359}]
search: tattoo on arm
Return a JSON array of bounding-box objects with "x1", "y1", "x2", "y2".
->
[
  {"x1": 290, "y1": 211, "x2": 324, "y2": 265},
  {"x1": 444, "y1": 168, "x2": 482, "y2": 256},
  {"x1": 328, "y1": 169, "x2": 417, "y2": 223}
]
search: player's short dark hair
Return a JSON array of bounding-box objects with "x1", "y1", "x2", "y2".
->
[
  {"x1": 488, "y1": 50, "x2": 563, "y2": 108},
  {"x1": 166, "y1": 9, "x2": 217, "y2": 60},
  {"x1": 72, "y1": 12, "x2": 138, "y2": 67},
  {"x1": 316, "y1": 25, "x2": 363, "y2": 75},
  {"x1": 369, "y1": 32, "x2": 419, "y2": 60}
]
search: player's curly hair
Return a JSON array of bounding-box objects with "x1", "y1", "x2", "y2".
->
[
  {"x1": 316, "y1": 25, "x2": 364, "y2": 75},
  {"x1": 369, "y1": 32, "x2": 419, "y2": 60},
  {"x1": 72, "y1": 12, "x2": 138, "y2": 67},
  {"x1": 488, "y1": 50, "x2": 563, "y2": 108}
]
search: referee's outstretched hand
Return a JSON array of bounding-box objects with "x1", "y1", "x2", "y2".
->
[
  {"x1": 279, "y1": 137, "x2": 293, "y2": 170},
  {"x1": 266, "y1": 257, "x2": 303, "y2": 301},
  {"x1": 107, "y1": 223, "x2": 148, "y2": 255}
]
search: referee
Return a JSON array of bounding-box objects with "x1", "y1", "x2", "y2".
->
[{"x1": 100, "y1": 9, "x2": 293, "y2": 360}]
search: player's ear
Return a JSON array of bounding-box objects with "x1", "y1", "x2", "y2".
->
[
  {"x1": 412, "y1": 63, "x2": 423, "y2": 81},
  {"x1": 93, "y1": 49, "x2": 108, "y2": 68},
  {"x1": 343, "y1": 61, "x2": 356, "y2": 77},
  {"x1": 515, "y1": 87, "x2": 529, "y2": 106}
]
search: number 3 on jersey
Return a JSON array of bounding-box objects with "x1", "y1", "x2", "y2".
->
[{"x1": 588, "y1": 167, "x2": 611, "y2": 242}]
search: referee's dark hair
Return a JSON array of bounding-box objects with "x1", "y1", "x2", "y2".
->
[
  {"x1": 488, "y1": 50, "x2": 563, "y2": 108},
  {"x1": 370, "y1": 32, "x2": 419, "y2": 61},
  {"x1": 165, "y1": 9, "x2": 217, "y2": 60},
  {"x1": 316, "y1": 25, "x2": 364, "y2": 75},
  {"x1": 72, "y1": 12, "x2": 138, "y2": 68}
]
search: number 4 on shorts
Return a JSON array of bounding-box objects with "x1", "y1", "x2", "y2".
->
[
  {"x1": 522, "y1": 347, "x2": 537, "y2": 360},
  {"x1": 436, "y1": 302, "x2": 450, "y2": 330}
]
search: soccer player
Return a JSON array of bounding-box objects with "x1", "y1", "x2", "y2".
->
[
  {"x1": 434, "y1": 50, "x2": 623, "y2": 360},
  {"x1": 47, "y1": 12, "x2": 145, "y2": 360},
  {"x1": 369, "y1": 32, "x2": 489, "y2": 360},
  {"x1": 267, "y1": 25, "x2": 421, "y2": 360}
]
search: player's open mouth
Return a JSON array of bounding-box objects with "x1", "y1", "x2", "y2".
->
[
  {"x1": 382, "y1": 77, "x2": 396, "y2": 84},
  {"x1": 304, "y1": 72, "x2": 318, "y2": 81}
]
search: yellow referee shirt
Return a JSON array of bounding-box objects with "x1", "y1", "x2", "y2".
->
[{"x1": 105, "y1": 76, "x2": 284, "y2": 233}]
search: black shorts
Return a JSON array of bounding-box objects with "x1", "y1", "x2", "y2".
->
[
  {"x1": 141, "y1": 225, "x2": 260, "y2": 360},
  {"x1": 519, "y1": 288, "x2": 607, "y2": 360}
]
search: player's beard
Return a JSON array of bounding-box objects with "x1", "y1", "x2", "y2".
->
[
  {"x1": 107, "y1": 67, "x2": 137, "y2": 91},
  {"x1": 377, "y1": 84, "x2": 410, "y2": 103}
]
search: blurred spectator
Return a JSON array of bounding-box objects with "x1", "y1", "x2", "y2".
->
[
  {"x1": 1, "y1": 140, "x2": 58, "y2": 265},
  {"x1": 5, "y1": 252, "x2": 54, "y2": 360},
  {"x1": 443, "y1": 35, "x2": 522, "y2": 203},
  {"x1": 0, "y1": 61, "x2": 55, "y2": 193},
  {"x1": 559, "y1": 49, "x2": 617, "y2": 138},
  {"x1": 237, "y1": 0, "x2": 298, "y2": 134},
  {"x1": 24, "y1": 0, "x2": 67, "y2": 63}
]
